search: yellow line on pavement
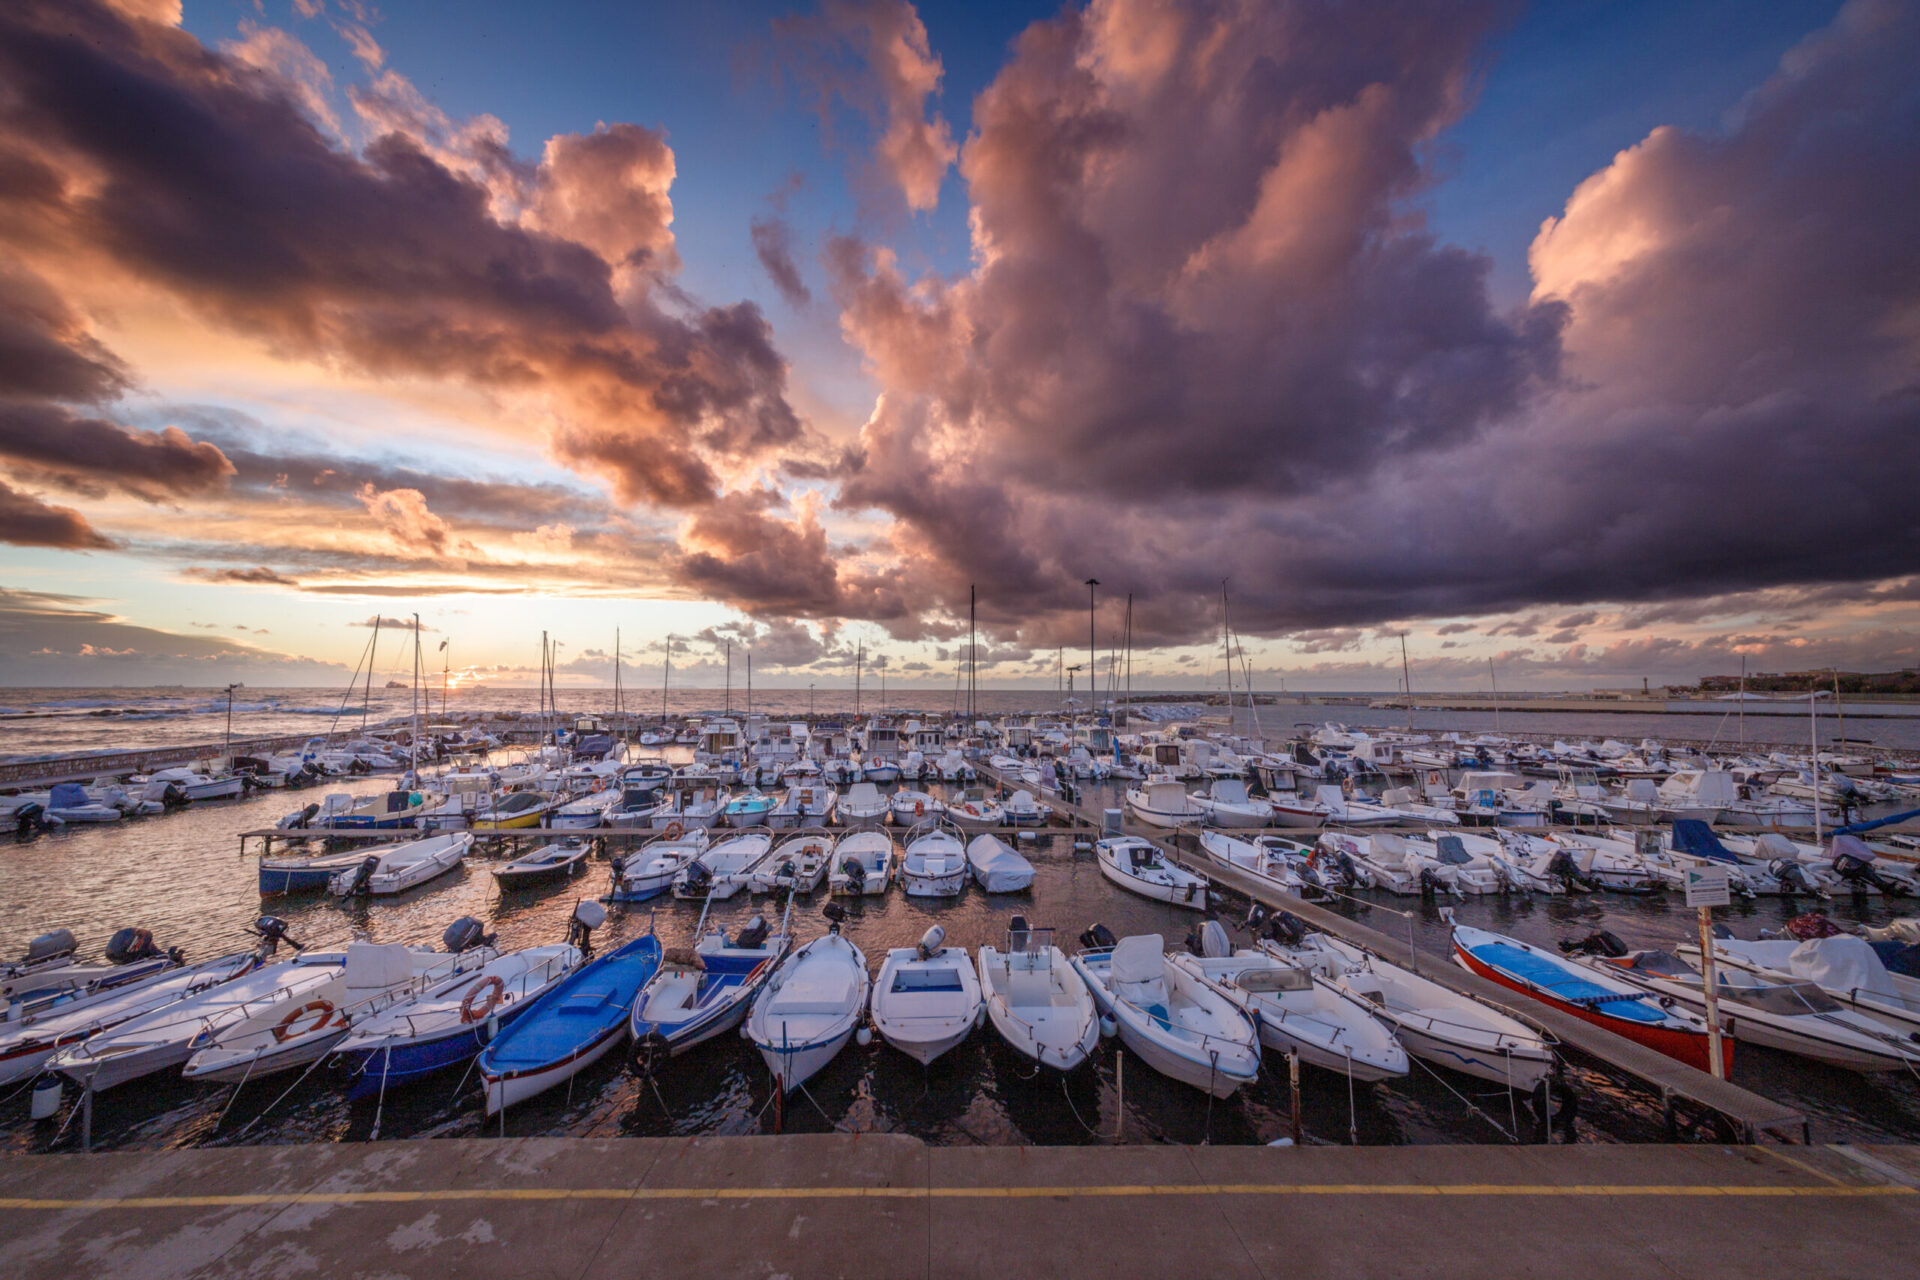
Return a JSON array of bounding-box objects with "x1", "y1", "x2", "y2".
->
[{"x1": 0, "y1": 1183, "x2": 1912, "y2": 1211}]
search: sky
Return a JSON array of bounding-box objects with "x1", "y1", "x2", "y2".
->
[{"x1": 2, "y1": 0, "x2": 1917, "y2": 692}]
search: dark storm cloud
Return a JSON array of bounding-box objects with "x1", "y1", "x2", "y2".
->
[{"x1": 0, "y1": 479, "x2": 117, "y2": 549}]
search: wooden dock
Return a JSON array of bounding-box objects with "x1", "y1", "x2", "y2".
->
[{"x1": 979, "y1": 763, "x2": 1809, "y2": 1144}]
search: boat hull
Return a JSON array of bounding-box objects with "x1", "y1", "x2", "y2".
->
[
  {"x1": 482, "y1": 1021, "x2": 625, "y2": 1114},
  {"x1": 753, "y1": 1026, "x2": 855, "y2": 1093},
  {"x1": 1096, "y1": 856, "x2": 1207, "y2": 908}
]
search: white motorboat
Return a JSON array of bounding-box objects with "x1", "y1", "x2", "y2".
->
[
  {"x1": 769, "y1": 783, "x2": 837, "y2": 830},
  {"x1": 649, "y1": 790, "x2": 724, "y2": 831},
  {"x1": 750, "y1": 830, "x2": 835, "y2": 894},
  {"x1": 935, "y1": 748, "x2": 976, "y2": 783},
  {"x1": 549, "y1": 787, "x2": 620, "y2": 830},
  {"x1": 1096, "y1": 836, "x2": 1210, "y2": 907},
  {"x1": 1687, "y1": 934, "x2": 1920, "y2": 1039},
  {"x1": 1266, "y1": 789, "x2": 1334, "y2": 828},
  {"x1": 1173, "y1": 950, "x2": 1408, "y2": 1081},
  {"x1": 966, "y1": 833, "x2": 1035, "y2": 892},
  {"x1": 1198, "y1": 830, "x2": 1325, "y2": 898},
  {"x1": 976, "y1": 919, "x2": 1099, "y2": 1071},
  {"x1": 1001, "y1": 789, "x2": 1051, "y2": 827},
  {"x1": 182, "y1": 939, "x2": 492, "y2": 1084},
  {"x1": 43, "y1": 783, "x2": 122, "y2": 824},
  {"x1": 1402, "y1": 833, "x2": 1503, "y2": 896},
  {"x1": 632, "y1": 910, "x2": 789, "y2": 1057},
  {"x1": 1314, "y1": 784, "x2": 1438, "y2": 828},
  {"x1": 945, "y1": 789, "x2": 1005, "y2": 831},
  {"x1": 745, "y1": 921, "x2": 869, "y2": 1092},
  {"x1": 829, "y1": 830, "x2": 897, "y2": 896},
  {"x1": 608, "y1": 828, "x2": 709, "y2": 903},
  {"x1": 330, "y1": 832, "x2": 473, "y2": 896},
  {"x1": 1563, "y1": 938, "x2": 1920, "y2": 1073},
  {"x1": 836, "y1": 782, "x2": 890, "y2": 828},
  {"x1": 890, "y1": 789, "x2": 945, "y2": 825},
  {"x1": 901, "y1": 819, "x2": 968, "y2": 896},
  {"x1": 0, "y1": 946, "x2": 263, "y2": 1086},
  {"x1": 1072, "y1": 934, "x2": 1259, "y2": 1097},
  {"x1": 870, "y1": 927, "x2": 982, "y2": 1065},
  {"x1": 673, "y1": 830, "x2": 774, "y2": 900},
  {"x1": 1533, "y1": 831, "x2": 1660, "y2": 893},
  {"x1": 140, "y1": 767, "x2": 245, "y2": 804},
  {"x1": 1190, "y1": 779, "x2": 1271, "y2": 829},
  {"x1": 1273, "y1": 932, "x2": 1553, "y2": 1089},
  {"x1": 492, "y1": 837, "x2": 593, "y2": 888},
  {"x1": 1125, "y1": 777, "x2": 1207, "y2": 829},
  {"x1": 722, "y1": 790, "x2": 777, "y2": 829}
]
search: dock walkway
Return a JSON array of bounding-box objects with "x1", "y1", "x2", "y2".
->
[{"x1": 2, "y1": 1135, "x2": 1914, "y2": 1279}]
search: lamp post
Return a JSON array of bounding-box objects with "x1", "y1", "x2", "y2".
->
[
  {"x1": 1084, "y1": 579, "x2": 1099, "y2": 710},
  {"x1": 223, "y1": 682, "x2": 243, "y2": 758},
  {"x1": 809, "y1": 683, "x2": 815, "y2": 719}
]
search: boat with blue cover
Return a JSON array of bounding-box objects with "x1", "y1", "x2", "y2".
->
[
  {"x1": 630, "y1": 896, "x2": 792, "y2": 1057},
  {"x1": 476, "y1": 907, "x2": 659, "y2": 1113},
  {"x1": 1450, "y1": 923, "x2": 1720, "y2": 1071}
]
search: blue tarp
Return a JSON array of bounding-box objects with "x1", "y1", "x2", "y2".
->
[{"x1": 1670, "y1": 819, "x2": 1739, "y2": 863}]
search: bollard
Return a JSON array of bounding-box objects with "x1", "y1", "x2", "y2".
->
[
  {"x1": 1113, "y1": 1049, "x2": 1124, "y2": 1143},
  {"x1": 1288, "y1": 1051, "x2": 1302, "y2": 1146}
]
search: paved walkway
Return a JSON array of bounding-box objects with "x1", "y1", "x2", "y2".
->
[{"x1": 3, "y1": 1136, "x2": 1916, "y2": 1278}]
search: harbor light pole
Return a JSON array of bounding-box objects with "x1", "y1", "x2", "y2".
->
[
  {"x1": 1084, "y1": 579, "x2": 1099, "y2": 711},
  {"x1": 223, "y1": 683, "x2": 243, "y2": 757}
]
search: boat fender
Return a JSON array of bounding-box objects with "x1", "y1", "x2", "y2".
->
[
  {"x1": 274, "y1": 999, "x2": 336, "y2": 1041},
  {"x1": 855, "y1": 1026, "x2": 873, "y2": 1047},
  {"x1": 30, "y1": 1074, "x2": 62, "y2": 1121},
  {"x1": 1099, "y1": 1015, "x2": 1118, "y2": 1038},
  {"x1": 461, "y1": 977, "x2": 506, "y2": 1024}
]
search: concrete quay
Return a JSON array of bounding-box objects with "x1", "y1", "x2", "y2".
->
[{"x1": 2, "y1": 1135, "x2": 1916, "y2": 1279}]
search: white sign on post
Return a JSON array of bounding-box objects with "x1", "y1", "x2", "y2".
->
[{"x1": 1685, "y1": 866, "x2": 1731, "y2": 909}]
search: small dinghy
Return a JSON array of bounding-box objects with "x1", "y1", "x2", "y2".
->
[
  {"x1": 745, "y1": 907, "x2": 869, "y2": 1092},
  {"x1": 609, "y1": 828, "x2": 709, "y2": 902},
  {"x1": 493, "y1": 837, "x2": 592, "y2": 888},
  {"x1": 837, "y1": 782, "x2": 889, "y2": 828},
  {"x1": 183, "y1": 932, "x2": 492, "y2": 1085},
  {"x1": 44, "y1": 783, "x2": 122, "y2": 824},
  {"x1": 1451, "y1": 923, "x2": 1719, "y2": 1071},
  {"x1": 723, "y1": 790, "x2": 777, "y2": 829},
  {"x1": 966, "y1": 833, "x2": 1035, "y2": 893},
  {"x1": 1172, "y1": 949, "x2": 1407, "y2": 1081},
  {"x1": 1001, "y1": 790, "x2": 1050, "y2": 827},
  {"x1": 750, "y1": 830, "x2": 835, "y2": 895},
  {"x1": 1273, "y1": 930, "x2": 1553, "y2": 1089},
  {"x1": 632, "y1": 898, "x2": 791, "y2": 1057},
  {"x1": 829, "y1": 830, "x2": 897, "y2": 896},
  {"x1": 672, "y1": 830, "x2": 773, "y2": 900},
  {"x1": 902, "y1": 819, "x2": 969, "y2": 897},
  {"x1": 870, "y1": 926, "x2": 981, "y2": 1065},
  {"x1": 1096, "y1": 836, "x2": 1209, "y2": 907},
  {"x1": 259, "y1": 846, "x2": 376, "y2": 895},
  {"x1": 330, "y1": 832, "x2": 473, "y2": 897},
  {"x1": 977, "y1": 917, "x2": 1099, "y2": 1072},
  {"x1": 1072, "y1": 933, "x2": 1259, "y2": 1097},
  {"x1": 335, "y1": 938, "x2": 582, "y2": 1099},
  {"x1": 889, "y1": 789, "x2": 944, "y2": 825},
  {"x1": 0, "y1": 934, "x2": 267, "y2": 1086},
  {"x1": 476, "y1": 914, "x2": 660, "y2": 1114}
]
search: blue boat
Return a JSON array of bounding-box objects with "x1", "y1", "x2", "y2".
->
[
  {"x1": 258, "y1": 847, "x2": 374, "y2": 894},
  {"x1": 631, "y1": 909, "x2": 789, "y2": 1056},
  {"x1": 476, "y1": 931, "x2": 660, "y2": 1113}
]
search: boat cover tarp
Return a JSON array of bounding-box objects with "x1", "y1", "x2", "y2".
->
[
  {"x1": 966, "y1": 835, "x2": 1035, "y2": 892},
  {"x1": 1111, "y1": 935, "x2": 1165, "y2": 983},
  {"x1": 1789, "y1": 936, "x2": 1898, "y2": 1000},
  {"x1": 345, "y1": 942, "x2": 415, "y2": 992},
  {"x1": 1750, "y1": 833, "x2": 1801, "y2": 861},
  {"x1": 1670, "y1": 819, "x2": 1739, "y2": 863},
  {"x1": 1828, "y1": 833, "x2": 1877, "y2": 863},
  {"x1": 48, "y1": 783, "x2": 89, "y2": 809},
  {"x1": 1869, "y1": 941, "x2": 1920, "y2": 979}
]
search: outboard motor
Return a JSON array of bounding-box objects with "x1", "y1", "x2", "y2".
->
[
  {"x1": 821, "y1": 901, "x2": 849, "y2": 935},
  {"x1": 838, "y1": 856, "x2": 867, "y2": 896},
  {"x1": 914, "y1": 925, "x2": 945, "y2": 961},
  {"x1": 1768, "y1": 859, "x2": 1819, "y2": 898},
  {"x1": 251, "y1": 915, "x2": 303, "y2": 955},
  {"x1": 1544, "y1": 847, "x2": 1593, "y2": 892},
  {"x1": 1558, "y1": 929, "x2": 1630, "y2": 958},
  {"x1": 1265, "y1": 911, "x2": 1308, "y2": 948},
  {"x1": 442, "y1": 916, "x2": 495, "y2": 953},
  {"x1": 1077, "y1": 922, "x2": 1115, "y2": 951},
  {"x1": 105, "y1": 927, "x2": 165, "y2": 964},
  {"x1": 160, "y1": 781, "x2": 191, "y2": 809},
  {"x1": 21, "y1": 929, "x2": 78, "y2": 967},
  {"x1": 342, "y1": 855, "x2": 381, "y2": 897},
  {"x1": 734, "y1": 915, "x2": 771, "y2": 951},
  {"x1": 1184, "y1": 918, "x2": 1231, "y2": 959},
  {"x1": 12, "y1": 802, "x2": 52, "y2": 837},
  {"x1": 1830, "y1": 834, "x2": 1906, "y2": 897},
  {"x1": 775, "y1": 858, "x2": 798, "y2": 885},
  {"x1": 568, "y1": 899, "x2": 607, "y2": 958},
  {"x1": 293, "y1": 803, "x2": 321, "y2": 829},
  {"x1": 682, "y1": 860, "x2": 714, "y2": 895}
]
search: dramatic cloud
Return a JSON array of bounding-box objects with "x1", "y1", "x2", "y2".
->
[
  {"x1": 775, "y1": 0, "x2": 958, "y2": 211},
  {"x1": 0, "y1": 480, "x2": 117, "y2": 550},
  {"x1": 751, "y1": 215, "x2": 812, "y2": 307},
  {"x1": 182, "y1": 565, "x2": 298, "y2": 586},
  {"x1": 357, "y1": 484, "x2": 457, "y2": 558}
]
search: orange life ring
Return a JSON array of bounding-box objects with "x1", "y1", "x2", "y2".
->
[
  {"x1": 272, "y1": 999, "x2": 336, "y2": 1042},
  {"x1": 914, "y1": 800, "x2": 925, "y2": 817},
  {"x1": 461, "y1": 975, "x2": 506, "y2": 1024},
  {"x1": 663, "y1": 821, "x2": 685, "y2": 839},
  {"x1": 592, "y1": 778, "x2": 607, "y2": 792}
]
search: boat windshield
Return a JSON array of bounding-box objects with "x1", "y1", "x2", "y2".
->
[
  {"x1": 1726, "y1": 981, "x2": 1845, "y2": 1015},
  {"x1": 1621, "y1": 950, "x2": 1697, "y2": 978},
  {"x1": 1235, "y1": 967, "x2": 1313, "y2": 994}
]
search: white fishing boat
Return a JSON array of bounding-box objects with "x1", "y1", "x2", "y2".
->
[
  {"x1": 140, "y1": 767, "x2": 244, "y2": 804},
  {"x1": 828, "y1": 830, "x2": 897, "y2": 896},
  {"x1": 1096, "y1": 836, "x2": 1210, "y2": 907},
  {"x1": 976, "y1": 919, "x2": 1099, "y2": 1071},
  {"x1": 899, "y1": 819, "x2": 968, "y2": 897},
  {"x1": 1266, "y1": 789, "x2": 1334, "y2": 828},
  {"x1": 1072, "y1": 934, "x2": 1259, "y2": 1097},
  {"x1": 966, "y1": 833, "x2": 1035, "y2": 892},
  {"x1": 890, "y1": 789, "x2": 944, "y2": 825},
  {"x1": 745, "y1": 918, "x2": 869, "y2": 1092},
  {"x1": 870, "y1": 927, "x2": 982, "y2": 1065},
  {"x1": 946, "y1": 789, "x2": 1006, "y2": 830},
  {"x1": 769, "y1": 783, "x2": 837, "y2": 830},
  {"x1": 549, "y1": 787, "x2": 620, "y2": 830},
  {"x1": 492, "y1": 837, "x2": 592, "y2": 888},
  {"x1": 1687, "y1": 934, "x2": 1920, "y2": 1039},
  {"x1": 672, "y1": 830, "x2": 774, "y2": 900},
  {"x1": 608, "y1": 828, "x2": 709, "y2": 902},
  {"x1": 836, "y1": 782, "x2": 890, "y2": 828},
  {"x1": 750, "y1": 830, "x2": 835, "y2": 894},
  {"x1": 650, "y1": 790, "x2": 724, "y2": 831},
  {"x1": 632, "y1": 908, "x2": 789, "y2": 1057},
  {"x1": 182, "y1": 938, "x2": 491, "y2": 1084},
  {"x1": 1125, "y1": 777, "x2": 1207, "y2": 829},
  {"x1": 1000, "y1": 789, "x2": 1051, "y2": 827},
  {"x1": 330, "y1": 832, "x2": 473, "y2": 897},
  {"x1": 1190, "y1": 779, "x2": 1272, "y2": 829},
  {"x1": 1271, "y1": 931, "x2": 1553, "y2": 1089},
  {"x1": 1198, "y1": 830, "x2": 1325, "y2": 897},
  {"x1": 1172, "y1": 950, "x2": 1408, "y2": 1081},
  {"x1": 722, "y1": 790, "x2": 777, "y2": 829},
  {"x1": 935, "y1": 748, "x2": 976, "y2": 783}
]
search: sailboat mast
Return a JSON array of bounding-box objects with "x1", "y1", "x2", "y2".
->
[
  {"x1": 968, "y1": 584, "x2": 976, "y2": 721},
  {"x1": 1739, "y1": 656, "x2": 1746, "y2": 747},
  {"x1": 410, "y1": 613, "x2": 421, "y2": 776},
  {"x1": 855, "y1": 640, "x2": 863, "y2": 719},
  {"x1": 1834, "y1": 670, "x2": 1845, "y2": 748},
  {"x1": 1125, "y1": 593, "x2": 1133, "y2": 714},
  {"x1": 1400, "y1": 633, "x2": 1414, "y2": 733},
  {"x1": 1490, "y1": 657, "x2": 1501, "y2": 736},
  {"x1": 363, "y1": 615, "x2": 381, "y2": 732},
  {"x1": 1811, "y1": 684, "x2": 1823, "y2": 844},
  {"x1": 613, "y1": 628, "x2": 623, "y2": 727},
  {"x1": 661, "y1": 636, "x2": 672, "y2": 725},
  {"x1": 725, "y1": 641, "x2": 731, "y2": 717}
]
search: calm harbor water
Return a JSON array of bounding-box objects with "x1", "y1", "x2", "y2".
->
[{"x1": 4, "y1": 768, "x2": 1918, "y2": 1154}]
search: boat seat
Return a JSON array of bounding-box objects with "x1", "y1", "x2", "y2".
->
[
  {"x1": 556, "y1": 992, "x2": 610, "y2": 1015},
  {"x1": 1004, "y1": 968, "x2": 1059, "y2": 1009},
  {"x1": 768, "y1": 974, "x2": 856, "y2": 1015}
]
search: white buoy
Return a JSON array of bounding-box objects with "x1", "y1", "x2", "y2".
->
[
  {"x1": 1099, "y1": 1015, "x2": 1118, "y2": 1038},
  {"x1": 1267, "y1": 1137, "x2": 1295, "y2": 1147},
  {"x1": 30, "y1": 1075, "x2": 62, "y2": 1121},
  {"x1": 855, "y1": 1026, "x2": 874, "y2": 1047}
]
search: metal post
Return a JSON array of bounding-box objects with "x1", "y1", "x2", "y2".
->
[
  {"x1": 1698, "y1": 904, "x2": 1726, "y2": 1079},
  {"x1": 81, "y1": 1085, "x2": 92, "y2": 1153},
  {"x1": 1113, "y1": 1048, "x2": 1124, "y2": 1143},
  {"x1": 1288, "y1": 1051, "x2": 1302, "y2": 1145}
]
